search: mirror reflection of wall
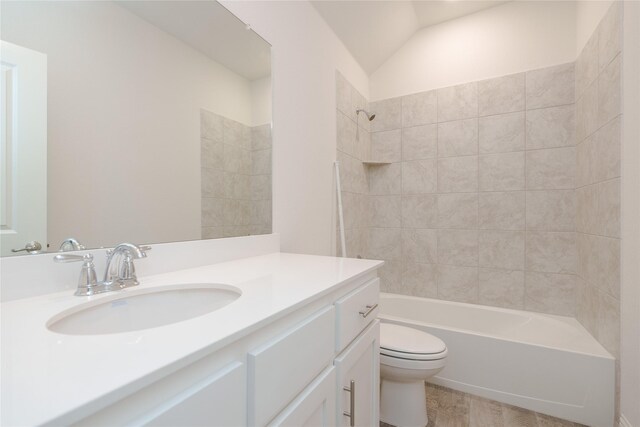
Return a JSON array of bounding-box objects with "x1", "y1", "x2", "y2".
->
[{"x1": 0, "y1": 1, "x2": 272, "y2": 256}]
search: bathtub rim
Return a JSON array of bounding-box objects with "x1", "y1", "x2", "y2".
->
[{"x1": 379, "y1": 292, "x2": 613, "y2": 359}]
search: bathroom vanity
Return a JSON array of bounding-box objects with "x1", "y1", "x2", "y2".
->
[{"x1": 0, "y1": 235, "x2": 382, "y2": 426}]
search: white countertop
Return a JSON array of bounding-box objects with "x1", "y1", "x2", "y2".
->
[{"x1": 1, "y1": 252, "x2": 382, "y2": 426}]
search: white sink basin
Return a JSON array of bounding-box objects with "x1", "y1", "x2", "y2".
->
[{"x1": 47, "y1": 284, "x2": 242, "y2": 335}]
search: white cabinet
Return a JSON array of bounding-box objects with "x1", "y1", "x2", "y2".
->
[
  {"x1": 75, "y1": 360, "x2": 246, "y2": 427},
  {"x1": 248, "y1": 306, "x2": 335, "y2": 426},
  {"x1": 334, "y1": 321, "x2": 380, "y2": 427},
  {"x1": 139, "y1": 361, "x2": 245, "y2": 427},
  {"x1": 268, "y1": 367, "x2": 336, "y2": 427}
]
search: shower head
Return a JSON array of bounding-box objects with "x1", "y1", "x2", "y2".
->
[{"x1": 356, "y1": 109, "x2": 376, "y2": 121}]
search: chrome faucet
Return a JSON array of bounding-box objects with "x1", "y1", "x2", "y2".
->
[
  {"x1": 58, "y1": 237, "x2": 85, "y2": 252},
  {"x1": 103, "y1": 243, "x2": 150, "y2": 288},
  {"x1": 54, "y1": 243, "x2": 150, "y2": 296}
]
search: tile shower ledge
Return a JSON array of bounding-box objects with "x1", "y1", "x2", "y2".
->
[{"x1": 1, "y1": 252, "x2": 382, "y2": 426}]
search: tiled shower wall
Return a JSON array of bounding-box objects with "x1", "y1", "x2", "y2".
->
[
  {"x1": 201, "y1": 109, "x2": 272, "y2": 238},
  {"x1": 364, "y1": 62, "x2": 578, "y2": 317},
  {"x1": 336, "y1": 72, "x2": 371, "y2": 259},
  {"x1": 574, "y1": 0, "x2": 622, "y2": 371}
]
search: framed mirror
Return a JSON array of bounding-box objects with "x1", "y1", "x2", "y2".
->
[{"x1": 0, "y1": 0, "x2": 272, "y2": 257}]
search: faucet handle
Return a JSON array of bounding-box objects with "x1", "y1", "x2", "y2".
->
[{"x1": 54, "y1": 253, "x2": 98, "y2": 295}]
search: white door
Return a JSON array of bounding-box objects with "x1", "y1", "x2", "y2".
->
[
  {"x1": 335, "y1": 320, "x2": 380, "y2": 427},
  {"x1": 0, "y1": 41, "x2": 47, "y2": 256}
]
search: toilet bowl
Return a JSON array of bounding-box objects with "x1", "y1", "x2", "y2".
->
[{"x1": 379, "y1": 323, "x2": 448, "y2": 427}]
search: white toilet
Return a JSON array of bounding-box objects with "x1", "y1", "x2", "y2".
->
[{"x1": 379, "y1": 323, "x2": 448, "y2": 427}]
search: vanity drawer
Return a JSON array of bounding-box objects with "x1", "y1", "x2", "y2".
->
[
  {"x1": 335, "y1": 278, "x2": 379, "y2": 352},
  {"x1": 248, "y1": 305, "x2": 335, "y2": 426}
]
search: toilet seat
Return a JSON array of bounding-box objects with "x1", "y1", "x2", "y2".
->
[
  {"x1": 380, "y1": 347, "x2": 448, "y2": 361},
  {"x1": 380, "y1": 323, "x2": 447, "y2": 361}
]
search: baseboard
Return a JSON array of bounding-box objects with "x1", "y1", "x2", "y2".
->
[{"x1": 619, "y1": 414, "x2": 633, "y2": 427}]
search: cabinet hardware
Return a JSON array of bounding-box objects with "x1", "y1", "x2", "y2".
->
[
  {"x1": 343, "y1": 380, "x2": 355, "y2": 426},
  {"x1": 358, "y1": 304, "x2": 378, "y2": 318}
]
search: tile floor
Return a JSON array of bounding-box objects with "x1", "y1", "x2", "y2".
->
[{"x1": 380, "y1": 383, "x2": 585, "y2": 427}]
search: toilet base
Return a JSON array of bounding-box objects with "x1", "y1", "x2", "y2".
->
[{"x1": 380, "y1": 379, "x2": 428, "y2": 427}]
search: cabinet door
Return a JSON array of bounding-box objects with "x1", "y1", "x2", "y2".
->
[
  {"x1": 268, "y1": 367, "x2": 336, "y2": 427},
  {"x1": 334, "y1": 320, "x2": 380, "y2": 427},
  {"x1": 137, "y1": 361, "x2": 245, "y2": 427}
]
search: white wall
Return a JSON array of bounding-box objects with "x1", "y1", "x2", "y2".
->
[
  {"x1": 1, "y1": 1, "x2": 257, "y2": 250},
  {"x1": 576, "y1": 0, "x2": 615, "y2": 54},
  {"x1": 221, "y1": 1, "x2": 369, "y2": 256},
  {"x1": 621, "y1": 1, "x2": 640, "y2": 425},
  {"x1": 370, "y1": 1, "x2": 576, "y2": 101}
]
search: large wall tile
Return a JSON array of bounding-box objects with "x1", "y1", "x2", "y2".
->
[
  {"x1": 478, "y1": 112, "x2": 525, "y2": 154},
  {"x1": 251, "y1": 175, "x2": 271, "y2": 200},
  {"x1": 352, "y1": 88, "x2": 370, "y2": 132},
  {"x1": 478, "y1": 191, "x2": 525, "y2": 230},
  {"x1": 525, "y1": 272, "x2": 576, "y2": 316},
  {"x1": 252, "y1": 124, "x2": 272, "y2": 151},
  {"x1": 525, "y1": 63, "x2": 574, "y2": 109},
  {"x1": 598, "y1": 54, "x2": 621, "y2": 128},
  {"x1": 526, "y1": 190, "x2": 575, "y2": 231},
  {"x1": 438, "y1": 156, "x2": 478, "y2": 192},
  {"x1": 526, "y1": 147, "x2": 576, "y2": 190},
  {"x1": 367, "y1": 228, "x2": 402, "y2": 261},
  {"x1": 368, "y1": 195, "x2": 402, "y2": 227},
  {"x1": 595, "y1": 290, "x2": 620, "y2": 358},
  {"x1": 371, "y1": 97, "x2": 402, "y2": 132},
  {"x1": 223, "y1": 172, "x2": 251, "y2": 200},
  {"x1": 576, "y1": 80, "x2": 599, "y2": 142},
  {"x1": 478, "y1": 73, "x2": 525, "y2": 116},
  {"x1": 576, "y1": 279, "x2": 598, "y2": 336},
  {"x1": 371, "y1": 130, "x2": 402, "y2": 162},
  {"x1": 224, "y1": 118, "x2": 250, "y2": 149},
  {"x1": 576, "y1": 135, "x2": 593, "y2": 188},
  {"x1": 369, "y1": 163, "x2": 402, "y2": 195},
  {"x1": 479, "y1": 230, "x2": 525, "y2": 270},
  {"x1": 202, "y1": 138, "x2": 223, "y2": 169},
  {"x1": 526, "y1": 231, "x2": 576, "y2": 274},
  {"x1": 479, "y1": 268, "x2": 525, "y2": 309},
  {"x1": 438, "y1": 229, "x2": 479, "y2": 267},
  {"x1": 437, "y1": 82, "x2": 478, "y2": 122},
  {"x1": 337, "y1": 111, "x2": 356, "y2": 157},
  {"x1": 202, "y1": 198, "x2": 224, "y2": 227},
  {"x1": 479, "y1": 152, "x2": 525, "y2": 191},
  {"x1": 336, "y1": 71, "x2": 355, "y2": 121},
  {"x1": 576, "y1": 185, "x2": 598, "y2": 233},
  {"x1": 577, "y1": 233, "x2": 620, "y2": 299},
  {"x1": 402, "y1": 194, "x2": 438, "y2": 228},
  {"x1": 575, "y1": 32, "x2": 599, "y2": 100},
  {"x1": 201, "y1": 109, "x2": 224, "y2": 142},
  {"x1": 378, "y1": 260, "x2": 403, "y2": 292},
  {"x1": 252, "y1": 148, "x2": 271, "y2": 175},
  {"x1": 402, "y1": 228, "x2": 437, "y2": 264},
  {"x1": 402, "y1": 262, "x2": 438, "y2": 298},
  {"x1": 402, "y1": 90, "x2": 437, "y2": 127},
  {"x1": 437, "y1": 193, "x2": 478, "y2": 229},
  {"x1": 525, "y1": 105, "x2": 575, "y2": 150},
  {"x1": 438, "y1": 265, "x2": 478, "y2": 303},
  {"x1": 596, "y1": 179, "x2": 620, "y2": 238},
  {"x1": 438, "y1": 118, "x2": 478, "y2": 157},
  {"x1": 201, "y1": 168, "x2": 224, "y2": 198},
  {"x1": 591, "y1": 116, "x2": 621, "y2": 183},
  {"x1": 598, "y1": 1, "x2": 621, "y2": 72},
  {"x1": 402, "y1": 159, "x2": 437, "y2": 194},
  {"x1": 402, "y1": 124, "x2": 437, "y2": 160}
]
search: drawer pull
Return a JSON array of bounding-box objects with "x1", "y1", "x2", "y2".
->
[
  {"x1": 358, "y1": 303, "x2": 378, "y2": 318},
  {"x1": 343, "y1": 380, "x2": 355, "y2": 426}
]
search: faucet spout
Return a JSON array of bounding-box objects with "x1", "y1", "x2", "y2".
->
[{"x1": 103, "y1": 243, "x2": 150, "y2": 284}]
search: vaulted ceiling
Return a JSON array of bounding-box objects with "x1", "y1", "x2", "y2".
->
[{"x1": 311, "y1": 1, "x2": 510, "y2": 74}]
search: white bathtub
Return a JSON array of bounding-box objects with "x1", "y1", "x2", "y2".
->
[{"x1": 379, "y1": 293, "x2": 615, "y2": 427}]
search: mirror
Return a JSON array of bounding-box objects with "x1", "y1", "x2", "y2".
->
[{"x1": 0, "y1": 1, "x2": 272, "y2": 257}]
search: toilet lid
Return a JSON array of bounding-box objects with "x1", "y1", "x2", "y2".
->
[{"x1": 380, "y1": 323, "x2": 447, "y2": 355}]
